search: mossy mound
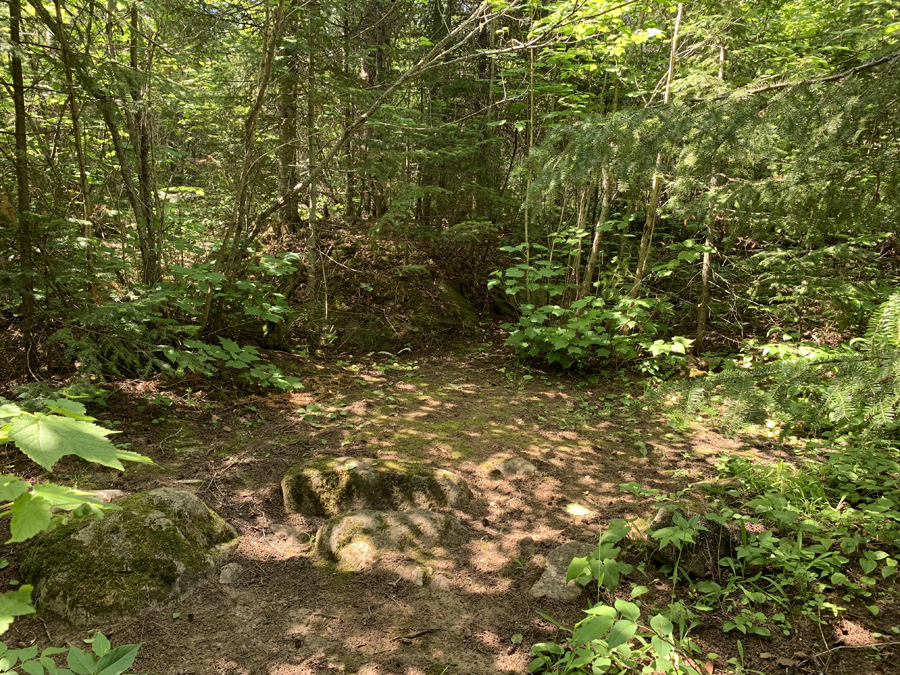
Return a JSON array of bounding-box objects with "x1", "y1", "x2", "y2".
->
[
  {"x1": 316, "y1": 509, "x2": 469, "y2": 572},
  {"x1": 20, "y1": 488, "x2": 238, "y2": 626},
  {"x1": 281, "y1": 457, "x2": 471, "y2": 517}
]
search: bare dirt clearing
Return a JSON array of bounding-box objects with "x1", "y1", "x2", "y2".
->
[{"x1": 3, "y1": 339, "x2": 893, "y2": 675}]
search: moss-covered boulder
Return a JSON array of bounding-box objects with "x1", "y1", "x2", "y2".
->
[
  {"x1": 282, "y1": 457, "x2": 471, "y2": 517},
  {"x1": 316, "y1": 509, "x2": 469, "y2": 571},
  {"x1": 20, "y1": 488, "x2": 238, "y2": 626}
]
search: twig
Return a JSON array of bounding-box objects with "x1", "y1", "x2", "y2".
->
[
  {"x1": 39, "y1": 618, "x2": 52, "y2": 643},
  {"x1": 158, "y1": 426, "x2": 184, "y2": 449},
  {"x1": 392, "y1": 628, "x2": 439, "y2": 642}
]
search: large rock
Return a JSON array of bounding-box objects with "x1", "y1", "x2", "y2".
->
[
  {"x1": 20, "y1": 488, "x2": 238, "y2": 626},
  {"x1": 282, "y1": 457, "x2": 471, "y2": 517},
  {"x1": 644, "y1": 505, "x2": 739, "y2": 578},
  {"x1": 531, "y1": 541, "x2": 596, "y2": 602},
  {"x1": 316, "y1": 509, "x2": 469, "y2": 571}
]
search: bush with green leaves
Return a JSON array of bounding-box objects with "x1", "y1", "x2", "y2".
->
[
  {"x1": 489, "y1": 237, "x2": 693, "y2": 371},
  {"x1": 50, "y1": 251, "x2": 302, "y2": 389},
  {"x1": 0, "y1": 397, "x2": 151, "y2": 633},
  {"x1": 529, "y1": 522, "x2": 703, "y2": 675},
  {"x1": 0, "y1": 632, "x2": 140, "y2": 675}
]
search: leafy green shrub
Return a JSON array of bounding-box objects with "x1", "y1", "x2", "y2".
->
[
  {"x1": 160, "y1": 338, "x2": 302, "y2": 390},
  {"x1": 489, "y1": 239, "x2": 692, "y2": 370},
  {"x1": 529, "y1": 522, "x2": 703, "y2": 675},
  {"x1": 0, "y1": 632, "x2": 140, "y2": 675}
]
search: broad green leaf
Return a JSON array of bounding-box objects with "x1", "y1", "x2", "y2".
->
[
  {"x1": 9, "y1": 493, "x2": 52, "y2": 542},
  {"x1": 30, "y1": 484, "x2": 103, "y2": 509},
  {"x1": 9, "y1": 414, "x2": 122, "y2": 471},
  {"x1": 22, "y1": 659, "x2": 44, "y2": 675},
  {"x1": 0, "y1": 475, "x2": 30, "y2": 503},
  {"x1": 607, "y1": 619, "x2": 637, "y2": 650},
  {"x1": 43, "y1": 400, "x2": 92, "y2": 422},
  {"x1": 572, "y1": 614, "x2": 616, "y2": 645},
  {"x1": 0, "y1": 587, "x2": 35, "y2": 618},
  {"x1": 66, "y1": 647, "x2": 96, "y2": 675},
  {"x1": 651, "y1": 635, "x2": 672, "y2": 659},
  {"x1": 614, "y1": 599, "x2": 640, "y2": 622},
  {"x1": 91, "y1": 633, "x2": 110, "y2": 658},
  {"x1": 530, "y1": 642, "x2": 564, "y2": 655},
  {"x1": 650, "y1": 613, "x2": 674, "y2": 637},
  {"x1": 0, "y1": 405, "x2": 21, "y2": 422}
]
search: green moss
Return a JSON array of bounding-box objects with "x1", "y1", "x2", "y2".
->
[{"x1": 20, "y1": 489, "x2": 237, "y2": 626}]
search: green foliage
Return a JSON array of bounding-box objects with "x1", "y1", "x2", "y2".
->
[
  {"x1": 161, "y1": 338, "x2": 303, "y2": 390},
  {"x1": 0, "y1": 632, "x2": 141, "y2": 675},
  {"x1": 529, "y1": 523, "x2": 702, "y2": 674},
  {"x1": 490, "y1": 237, "x2": 693, "y2": 370},
  {"x1": 650, "y1": 291, "x2": 900, "y2": 436}
]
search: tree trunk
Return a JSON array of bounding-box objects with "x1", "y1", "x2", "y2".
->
[
  {"x1": 629, "y1": 3, "x2": 683, "y2": 299},
  {"x1": 695, "y1": 44, "x2": 726, "y2": 354},
  {"x1": 305, "y1": 0, "x2": 324, "y2": 345},
  {"x1": 10, "y1": 0, "x2": 36, "y2": 343}
]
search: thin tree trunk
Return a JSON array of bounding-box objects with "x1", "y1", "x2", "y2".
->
[
  {"x1": 629, "y1": 2, "x2": 683, "y2": 299},
  {"x1": 10, "y1": 0, "x2": 36, "y2": 343},
  {"x1": 695, "y1": 43, "x2": 726, "y2": 354},
  {"x1": 578, "y1": 162, "x2": 612, "y2": 304},
  {"x1": 305, "y1": 0, "x2": 323, "y2": 345},
  {"x1": 197, "y1": 0, "x2": 284, "y2": 335},
  {"x1": 55, "y1": 0, "x2": 91, "y2": 224}
]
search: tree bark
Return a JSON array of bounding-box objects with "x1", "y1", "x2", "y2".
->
[
  {"x1": 10, "y1": 0, "x2": 36, "y2": 342},
  {"x1": 629, "y1": 2, "x2": 683, "y2": 299}
]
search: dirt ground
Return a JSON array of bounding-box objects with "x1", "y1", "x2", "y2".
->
[{"x1": 2, "y1": 337, "x2": 898, "y2": 675}]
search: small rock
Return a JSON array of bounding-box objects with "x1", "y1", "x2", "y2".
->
[
  {"x1": 530, "y1": 541, "x2": 596, "y2": 602},
  {"x1": 431, "y1": 574, "x2": 453, "y2": 591},
  {"x1": 518, "y1": 537, "x2": 534, "y2": 550},
  {"x1": 498, "y1": 457, "x2": 537, "y2": 477},
  {"x1": 219, "y1": 563, "x2": 244, "y2": 585},
  {"x1": 488, "y1": 469, "x2": 504, "y2": 480}
]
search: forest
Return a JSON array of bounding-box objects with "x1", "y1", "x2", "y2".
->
[{"x1": 1, "y1": 0, "x2": 900, "y2": 673}]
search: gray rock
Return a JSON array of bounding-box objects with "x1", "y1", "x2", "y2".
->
[
  {"x1": 530, "y1": 541, "x2": 596, "y2": 602},
  {"x1": 644, "y1": 504, "x2": 739, "y2": 578},
  {"x1": 316, "y1": 509, "x2": 469, "y2": 572},
  {"x1": 219, "y1": 562, "x2": 244, "y2": 585},
  {"x1": 21, "y1": 488, "x2": 238, "y2": 626},
  {"x1": 431, "y1": 574, "x2": 453, "y2": 592},
  {"x1": 282, "y1": 457, "x2": 471, "y2": 517},
  {"x1": 498, "y1": 457, "x2": 537, "y2": 477}
]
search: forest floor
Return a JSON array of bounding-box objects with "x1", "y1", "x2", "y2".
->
[{"x1": 2, "y1": 335, "x2": 896, "y2": 675}]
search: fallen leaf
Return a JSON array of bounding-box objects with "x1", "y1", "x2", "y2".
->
[
  {"x1": 703, "y1": 661, "x2": 714, "y2": 674},
  {"x1": 777, "y1": 657, "x2": 798, "y2": 667},
  {"x1": 759, "y1": 652, "x2": 774, "y2": 660},
  {"x1": 793, "y1": 651, "x2": 810, "y2": 660}
]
